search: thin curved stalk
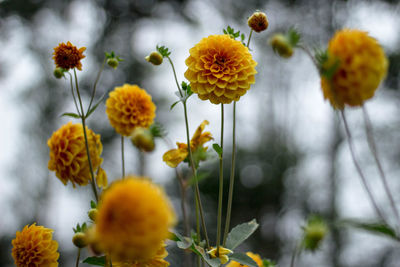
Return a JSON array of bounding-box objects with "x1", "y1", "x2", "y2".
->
[
  {"x1": 216, "y1": 104, "x2": 224, "y2": 254},
  {"x1": 362, "y1": 104, "x2": 400, "y2": 225},
  {"x1": 75, "y1": 248, "x2": 81, "y2": 267},
  {"x1": 340, "y1": 109, "x2": 385, "y2": 222},
  {"x1": 87, "y1": 58, "x2": 106, "y2": 114},
  {"x1": 74, "y1": 69, "x2": 99, "y2": 202}
]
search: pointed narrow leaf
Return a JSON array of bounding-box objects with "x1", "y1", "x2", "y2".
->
[
  {"x1": 337, "y1": 219, "x2": 399, "y2": 241},
  {"x1": 212, "y1": 143, "x2": 223, "y2": 157},
  {"x1": 226, "y1": 219, "x2": 259, "y2": 250},
  {"x1": 82, "y1": 256, "x2": 106, "y2": 266},
  {"x1": 230, "y1": 253, "x2": 258, "y2": 267},
  {"x1": 170, "y1": 100, "x2": 181, "y2": 110},
  {"x1": 86, "y1": 92, "x2": 107, "y2": 118},
  {"x1": 61, "y1": 112, "x2": 80, "y2": 119},
  {"x1": 90, "y1": 200, "x2": 97, "y2": 209}
]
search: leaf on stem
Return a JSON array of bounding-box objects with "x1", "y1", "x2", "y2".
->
[
  {"x1": 61, "y1": 112, "x2": 81, "y2": 119},
  {"x1": 230, "y1": 253, "x2": 259, "y2": 267},
  {"x1": 225, "y1": 219, "x2": 259, "y2": 250},
  {"x1": 82, "y1": 256, "x2": 106, "y2": 266},
  {"x1": 337, "y1": 219, "x2": 399, "y2": 241},
  {"x1": 212, "y1": 143, "x2": 223, "y2": 158}
]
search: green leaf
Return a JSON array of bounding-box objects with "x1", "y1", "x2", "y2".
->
[
  {"x1": 212, "y1": 143, "x2": 223, "y2": 157},
  {"x1": 287, "y1": 28, "x2": 301, "y2": 47},
  {"x1": 150, "y1": 123, "x2": 167, "y2": 138},
  {"x1": 230, "y1": 253, "x2": 258, "y2": 267},
  {"x1": 192, "y1": 244, "x2": 221, "y2": 267},
  {"x1": 86, "y1": 92, "x2": 107, "y2": 119},
  {"x1": 61, "y1": 112, "x2": 80, "y2": 119},
  {"x1": 156, "y1": 45, "x2": 171, "y2": 57},
  {"x1": 226, "y1": 219, "x2": 259, "y2": 250},
  {"x1": 82, "y1": 256, "x2": 106, "y2": 266},
  {"x1": 170, "y1": 100, "x2": 181, "y2": 110},
  {"x1": 90, "y1": 200, "x2": 97, "y2": 209},
  {"x1": 337, "y1": 219, "x2": 399, "y2": 241},
  {"x1": 263, "y1": 259, "x2": 277, "y2": 267},
  {"x1": 177, "y1": 236, "x2": 193, "y2": 249}
]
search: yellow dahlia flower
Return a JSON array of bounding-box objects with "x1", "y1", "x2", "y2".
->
[
  {"x1": 12, "y1": 224, "x2": 59, "y2": 267},
  {"x1": 113, "y1": 243, "x2": 170, "y2": 267},
  {"x1": 52, "y1": 41, "x2": 86, "y2": 71},
  {"x1": 48, "y1": 122, "x2": 104, "y2": 187},
  {"x1": 185, "y1": 34, "x2": 257, "y2": 104},
  {"x1": 163, "y1": 120, "x2": 213, "y2": 168},
  {"x1": 226, "y1": 252, "x2": 263, "y2": 267},
  {"x1": 320, "y1": 29, "x2": 388, "y2": 109},
  {"x1": 105, "y1": 84, "x2": 156, "y2": 136},
  {"x1": 95, "y1": 177, "x2": 176, "y2": 262}
]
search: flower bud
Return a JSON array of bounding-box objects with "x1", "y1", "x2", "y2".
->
[
  {"x1": 302, "y1": 217, "x2": 328, "y2": 251},
  {"x1": 248, "y1": 11, "x2": 269, "y2": 33},
  {"x1": 130, "y1": 127, "x2": 155, "y2": 152},
  {"x1": 145, "y1": 51, "x2": 163, "y2": 65},
  {"x1": 72, "y1": 232, "x2": 88, "y2": 248},
  {"x1": 269, "y1": 34, "x2": 293, "y2": 58},
  {"x1": 53, "y1": 68, "x2": 65, "y2": 79},
  {"x1": 88, "y1": 208, "x2": 98, "y2": 221},
  {"x1": 107, "y1": 58, "x2": 119, "y2": 69}
]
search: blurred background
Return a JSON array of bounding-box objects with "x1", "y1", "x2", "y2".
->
[{"x1": 1, "y1": 0, "x2": 400, "y2": 266}]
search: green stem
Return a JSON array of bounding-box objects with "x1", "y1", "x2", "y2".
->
[
  {"x1": 67, "y1": 72, "x2": 81, "y2": 117},
  {"x1": 223, "y1": 102, "x2": 236, "y2": 245},
  {"x1": 121, "y1": 135, "x2": 125, "y2": 178},
  {"x1": 75, "y1": 248, "x2": 81, "y2": 267},
  {"x1": 361, "y1": 104, "x2": 400, "y2": 225},
  {"x1": 183, "y1": 101, "x2": 210, "y2": 249},
  {"x1": 167, "y1": 56, "x2": 183, "y2": 98},
  {"x1": 87, "y1": 58, "x2": 106, "y2": 114},
  {"x1": 246, "y1": 29, "x2": 254, "y2": 48},
  {"x1": 340, "y1": 109, "x2": 385, "y2": 222},
  {"x1": 290, "y1": 244, "x2": 301, "y2": 267},
  {"x1": 73, "y1": 69, "x2": 99, "y2": 202},
  {"x1": 216, "y1": 104, "x2": 224, "y2": 254}
]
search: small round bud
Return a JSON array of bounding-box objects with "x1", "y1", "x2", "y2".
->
[
  {"x1": 130, "y1": 127, "x2": 155, "y2": 152},
  {"x1": 53, "y1": 68, "x2": 64, "y2": 79},
  {"x1": 88, "y1": 208, "x2": 98, "y2": 221},
  {"x1": 303, "y1": 217, "x2": 328, "y2": 251},
  {"x1": 72, "y1": 232, "x2": 88, "y2": 248},
  {"x1": 247, "y1": 11, "x2": 269, "y2": 33},
  {"x1": 107, "y1": 58, "x2": 119, "y2": 69},
  {"x1": 145, "y1": 51, "x2": 163, "y2": 65},
  {"x1": 269, "y1": 34, "x2": 294, "y2": 58}
]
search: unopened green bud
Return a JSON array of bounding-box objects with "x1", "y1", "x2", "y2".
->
[
  {"x1": 72, "y1": 232, "x2": 88, "y2": 248},
  {"x1": 269, "y1": 34, "x2": 294, "y2": 58},
  {"x1": 53, "y1": 68, "x2": 65, "y2": 79},
  {"x1": 107, "y1": 58, "x2": 119, "y2": 69},
  {"x1": 88, "y1": 208, "x2": 98, "y2": 221},
  {"x1": 145, "y1": 51, "x2": 163, "y2": 65},
  {"x1": 130, "y1": 127, "x2": 155, "y2": 152},
  {"x1": 303, "y1": 216, "x2": 328, "y2": 251},
  {"x1": 248, "y1": 11, "x2": 269, "y2": 33}
]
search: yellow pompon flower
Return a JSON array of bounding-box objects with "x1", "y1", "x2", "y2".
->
[
  {"x1": 226, "y1": 252, "x2": 263, "y2": 267},
  {"x1": 207, "y1": 246, "x2": 233, "y2": 265},
  {"x1": 320, "y1": 29, "x2": 388, "y2": 109},
  {"x1": 52, "y1": 41, "x2": 86, "y2": 70},
  {"x1": 95, "y1": 177, "x2": 176, "y2": 262},
  {"x1": 105, "y1": 84, "x2": 156, "y2": 136},
  {"x1": 113, "y1": 243, "x2": 170, "y2": 267},
  {"x1": 48, "y1": 122, "x2": 103, "y2": 187},
  {"x1": 163, "y1": 120, "x2": 213, "y2": 168},
  {"x1": 185, "y1": 34, "x2": 257, "y2": 104},
  {"x1": 12, "y1": 224, "x2": 59, "y2": 267}
]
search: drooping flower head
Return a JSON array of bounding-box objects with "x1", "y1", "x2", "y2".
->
[
  {"x1": 48, "y1": 122, "x2": 105, "y2": 187},
  {"x1": 185, "y1": 35, "x2": 257, "y2": 104},
  {"x1": 52, "y1": 41, "x2": 86, "y2": 70},
  {"x1": 226, "y1": 252, "x2": 263, "y2": 267},
  {"x1": 320, "y1": 29, "x2": 388, "y2": 109},
  {"x1": 113, "y1": 243, "x2": 170, "y2": 267},
  {"x1": 163, "y1": 120, "x2": 213, "y2": 168},
  {"x1": 105, "y1": 84, "x2": 156, "y2": 136},
  {"x1": 95, "y1": 176, "x2": 176, "y2": 262},
  {"x1": 12, "y1": 224, "x2": 59, "y2": 267}
]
